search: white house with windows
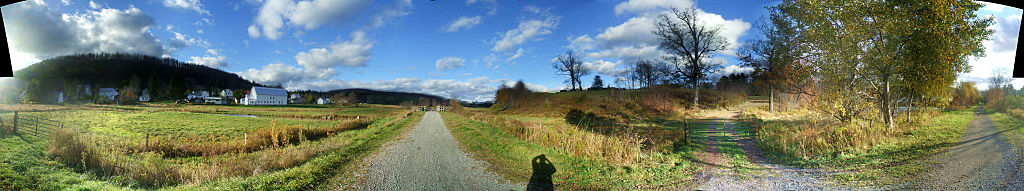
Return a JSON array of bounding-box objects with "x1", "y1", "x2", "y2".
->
[
  {"x1": 242, "y1": 86, "x2": 287, "y2": 105},
  {"x1": 98, "y1": 88, "x2": 118, "y2": 101},
  {"x1": 139, "y1": 89, "x2": 151, "y2": 102},
  {"x1": 316, "y1": 97, "x2": 329, "y2": 105}
]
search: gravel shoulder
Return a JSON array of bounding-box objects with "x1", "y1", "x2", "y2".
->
[
  {"x1": 348, "y1": 111, "x2": 523, "y2": 190},
  {"x1": 900, "y1": 107, "x2": 1024, "y2": 190}
]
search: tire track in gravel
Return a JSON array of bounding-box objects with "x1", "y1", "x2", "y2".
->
[
  {"x1": 692, "y1": 109, "x2": 863, "y2": 190},
  {"x1": 348, "y1": 111, "x2": 523, "y2": 190}
]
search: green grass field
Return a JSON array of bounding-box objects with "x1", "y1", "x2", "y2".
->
[{"x1": 0, "y1": 104, "x2": 419, "y2": 190}]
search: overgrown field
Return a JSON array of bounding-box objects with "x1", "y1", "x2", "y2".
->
[
  {"x1": 0, "y1": 104, "x2": 419, "y2": 190},
  {"x1": 442, "y1": 110, "x2": 703, "y2": 190},
  {"x1": 493, "y1": 87, "x2": 746, "y2": 121},
  {"x1": 753, "y1": 109, "x2": 975, "y2": 182}
]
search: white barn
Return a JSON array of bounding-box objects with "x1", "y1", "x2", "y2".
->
[
  {"x1": 316, "y1": 97, "x2": 329, "y2": 105},
  {"x1": 242, "y1": 86, "x2": 287, "y2": 105}
]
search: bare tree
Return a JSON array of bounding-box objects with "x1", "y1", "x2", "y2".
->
[
  {"x1": 654, "y1": 7, "x2": 730, "y2": 107},
  {"x1": 553, "y1": 50, "x2": 590, "y2": 91}
]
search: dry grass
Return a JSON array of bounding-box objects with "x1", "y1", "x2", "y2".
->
[
  {"x1": 44, "y1": 114, "x2": 401, "y2": 188},
  {"x1": 462, "y1": 111, "x2": 657, "y2": 166}
]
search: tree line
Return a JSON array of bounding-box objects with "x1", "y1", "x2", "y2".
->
[{"x1": 547, "y1": 0, "x2": 993, "y2": 130}]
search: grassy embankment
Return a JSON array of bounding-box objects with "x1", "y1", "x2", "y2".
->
[
  {"x1": 0, "y1": 104, "x2": 420, "y2": 190},
  {"x1": 988, "y1": 112, "x2": 1024, "y2": 147},
  {"x1": 440, "y1": 88, "x2": 748, "y2": 189},
  {"x1": 752, "y1": 108, "x2": 975, "y2": 183}
]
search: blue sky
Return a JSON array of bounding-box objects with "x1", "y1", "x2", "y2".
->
[{"x1": 3, "y1": 0, "x2": 1021, "y2": 101}]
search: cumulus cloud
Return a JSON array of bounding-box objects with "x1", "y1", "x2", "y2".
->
[
  {"x1": 2, "y1": 1, "x2": 174, "y2": 60},
  {"x1": 445, "y1": 15, "x2": 482, "y2": 32},
  {"x1": 294, "y1": 30, "x2": 372, "y2": 70},
  {"x1": 189, "y1": 49, "x2": 228, "y2": 68},
  {"x1": 567, "y1": 35, "x2": 596, "y2": 51},
  {"x1": 991, "y1": 14, "x2": 1021, "y2": 52},
  {"x1": 89, "y1": 0, "x2": 101, "y2": 9},
  {"x1": 962, "y1": 10, "x2": 1023, "y2": 90},
  {"x1": 718, "y1": 64, "x2": 754, "y2": 76},
  {"x1": 491, "y1": 10, "x2": 559, "y2": 52},
  {"x1": 237, "y1": 63, "x2": 310, "y2": 85},
  {"x1": 60, "y1": 0, "x2": 71, "y2": 6},
  {"x1": 614, "y1": 0, "x2": 693, "y2": 16},
  {"x1": 249, "y1": 0, "x2": 371, "y2": 39},
  {"x1": 436, "y1": 57, "x2": 466, "y2": 71},
  {"x1": 163, "y1": 0, "x2": 210, "y2": 15},
  {"x1": 582, "y1": 60, "x2": 626, "y2": 76},
  {"x1": 249, "y1": 0, "x2": 411, "y2": 40}
]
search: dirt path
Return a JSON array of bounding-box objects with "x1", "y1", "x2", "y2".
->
[
  {"x1": 900, "y1": 107, "x2": 1024, "y2": 190},
  {"x1": 347, "y1": 111, "x2": 523, "y2": 190},
  {"x1": 691, "y1": 108, "x2": 859, "y2": 190}
]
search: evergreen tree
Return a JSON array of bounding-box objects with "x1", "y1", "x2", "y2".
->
[{"x1": 590, "y1": 75, "x2": 604, "y2": 90}]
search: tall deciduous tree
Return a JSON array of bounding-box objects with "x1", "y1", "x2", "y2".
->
[
  {"x1": 554, "y1": 50, "x2": 590, "y2": 91},
  {"x1": 654, "y1": 7, "x2": 730, "y2": 107},
  {"x1": 778, "y1": 0, "x2": 992, "y2": 128}
]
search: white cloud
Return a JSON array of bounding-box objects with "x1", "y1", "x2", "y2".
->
[
  {"x1": 2, "y1": 1, "x2": 173, "y2": 60},
  {"x1": 248, "y1": 25, "x2": 261, "y2": 38},
  {"x1": 567, "y1": 35, "x2": 596, "y2": 51},
  {"x1": 167, "y1": 32, "x2": 211, "y2": 50},
  {"x1": 523, "y1": 5, "x2": 541, "y2": 14},
  {"x1": 60, "y1": 0, "x2": 71, "y2": 6},
  {"x1": 981, "y1": 2, "x2": 1007, "y2": 13},
  {"x1": 445, "y1": 15, "x2": 482, "y2": 32},
  {"x1": 366, "y1": 0, "x2": 412, "y2": 30},
  {"x1": 992, "y1": 14, "x2": 1021, "y2": 52},
  {"x1": 582, "y1": 60, "x2": 626, "y2": 76},
  {"x1": 507, "y1": 48, "x2": 524, "y2": 62},
  {"x1": 89, "y1": 0, "x2": 100, "y2": 9},
  {"x1": 614, "y1": 0, "x2": 692, "y2": 16},
  {"x1": 250, "y1": 0, "x2": 374, "y2": 40},
  {"x1": 491, "y1": 12, "x2": 559, "y2": 52},
  {"x1": 237, "y1": 63, "x2": 311, "y2": 85},
  {"x1": 294, "y1": 30, "x2": 373, "y2": 70},
  {"x1": 189, "y1": 49, "x2": 228, "y2": 68},
  {"x1": 436, "y1": 56, "x2": 466, "y2": 71},
  {"x1": 163, "y1": 0, "x2": 210, "y2": 15},
  {"x1": 718, "y1": 64, "x2": 753, "y2": 76}
]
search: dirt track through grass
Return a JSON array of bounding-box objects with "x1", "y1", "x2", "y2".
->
[
  {"x1": 692, "y1": 108, "x2": 852, "y2": 190},
  {"x1": 901, "y1": 107, "x2": 1024, "y2": 190},
  {"x1": 349, "y1": 111, "x2": 522, "y2": 190}
]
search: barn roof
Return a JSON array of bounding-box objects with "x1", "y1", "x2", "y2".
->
[{"x1": 252, "y1": 86, "x2": 287, "y2": 96}]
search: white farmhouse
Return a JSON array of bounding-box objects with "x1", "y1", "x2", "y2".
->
[
  {"x1": 139, "y1": 89, "x2": 151, "y2": 102},
  {"x1": 289, "y1": 93, "x2": 302, "y2": 104},
  {"x1": 242, "y1": 86, "x2": 287, "y2": 105},
  {"x1": 97, "y1": 88, "x2": 118, "y2": 101},
  {"x1": 316, "y1": 97, "x2": 329, "y2": 105}
]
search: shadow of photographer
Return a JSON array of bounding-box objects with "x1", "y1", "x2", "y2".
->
[{"x1": 526, "y1": 154, "x2": 556, "y2": 191}]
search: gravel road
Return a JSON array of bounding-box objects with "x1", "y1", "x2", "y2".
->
[
  {"x1": 349, "y1": 111, "x2": 523, "y2": 190},
  {"x1": 900, "y1": 107, "x2": 1024, "y2": 190}
]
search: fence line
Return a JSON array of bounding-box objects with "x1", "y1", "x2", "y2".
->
[{"x1": 7, "y1": 111, "x2": 65, "y2": 138}]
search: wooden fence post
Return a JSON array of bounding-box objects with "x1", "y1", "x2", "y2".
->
[
  {"x1": 12, "y1": 111, "x2": 17, "y2": 134},
  {"x1": 145, "y1": 133, "x2": 150, "y2": 152},
  {"x1": 684, "y1": 120, "x2": 689, "y2": 145}
]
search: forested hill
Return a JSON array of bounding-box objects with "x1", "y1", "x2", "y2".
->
[{"x1": 13, "y1": 53, "x2": 261, "y2": 100}]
